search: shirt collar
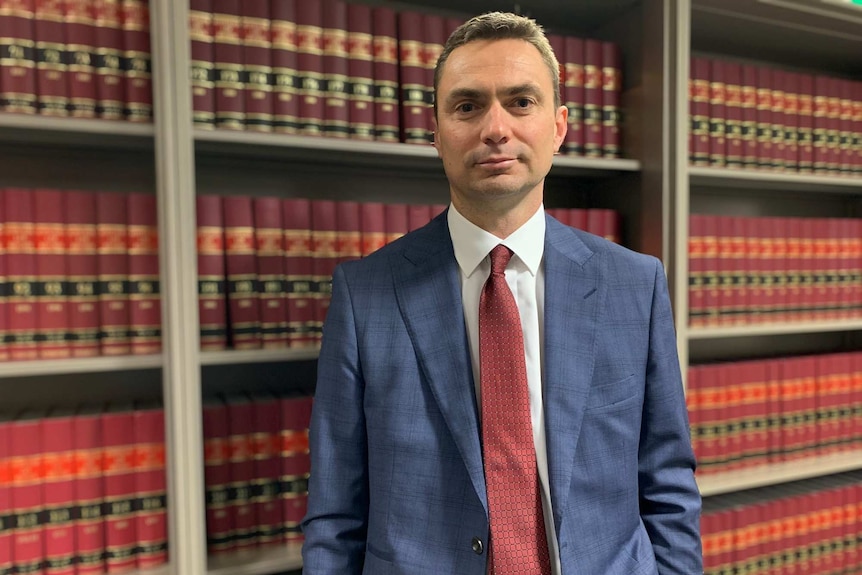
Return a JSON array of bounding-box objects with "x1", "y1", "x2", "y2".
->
[{"x1": 448, "y1": 202, "x2": 545, "y2": 278}]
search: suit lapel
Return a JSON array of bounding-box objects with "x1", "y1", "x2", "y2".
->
[
  {"x1": 542, "y1": 217, "x2": 602, "y2": 531},
  {"x1": 392, "y1": 215, "x2": 488, "y2": 513}
]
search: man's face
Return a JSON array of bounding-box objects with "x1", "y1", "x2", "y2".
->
[{"x1": 433, "y1": 38, "x2": 567, "y2": 213}]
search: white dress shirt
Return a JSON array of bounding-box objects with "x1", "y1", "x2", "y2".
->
[{"x1": 447, "y1": 203, "x2": 561, "y2": 575}]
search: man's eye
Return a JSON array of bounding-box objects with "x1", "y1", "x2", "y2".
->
[
  {"x1": 457, "y1": 102, "x2": 476, "y2": 113},
  {"x1": 514, "y1": 98, "x2": 533, "y2": 108}
]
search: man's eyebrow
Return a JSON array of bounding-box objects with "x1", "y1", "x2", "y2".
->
[
  {"x1": 444, "y1": 83, "x2": 543, "y2": 104},
  {"x1": 445, "y1": 87, "x2": 484, "y2": 103}
]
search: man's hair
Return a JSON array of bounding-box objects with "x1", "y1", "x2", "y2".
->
[{"x1": 433, "y1": 11, "x2": 561, "y2": 115}]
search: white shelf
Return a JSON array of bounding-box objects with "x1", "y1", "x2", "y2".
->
[
  {"x1": 207, "y1": 544, "x2": 303, "y2": 575},
  {"x1": 687, "y1": 319, "x2": 862, "y2": 340},
  {"x1": 0, "y1": 113, "x2": 155, "y2": 149},
  {"x1": 697, "y1": 449, "x2": 862, "y2": 496},
  {"x1": 201, "y1": 347, "x2": 319, "y2": 366},
  {"x1": 689, "y1": 166, "x2": 862, "y2": 194},
  {"x1": 0, "y1": 354, "x2": 163, "y2": 377}
]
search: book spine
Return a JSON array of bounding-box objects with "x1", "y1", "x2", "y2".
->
[
  {"x1": 270, "y1": 0, "x2": 298, "y2": 134},
  {"x1": 724, "y1": 63, "x2": 742, "y2": 169},
  {"x1": 756, "y1": 66, "x2": 773, "y2": 170},
  {"x1": 702, "y1": 215, "x2": 719, "y2": 326},
  {"x1": 241, "y1": 0, "x2": 273, "y2": 132},
  {"x1": 120, "y1": 0, "x2": 152, "y2": 121},
  {"x1": 132, "y1": 405, "x2": 167, "y2": 569},
  {"x1": 741, "y1": 65, "x2": 758, "y2": 169},
  {"x1": 73, "y1": 409, "x2": 104, "y2": 575},
  {"x1": 310, "y1": 199, "x2": 337, "y2": 343},
  {"x1": 35, "y1": 0, "x2": 69, "y2": 116},
  {"x1": 709, "y1": 59, "x2": 726, "y2": 168},
  {"x1": 10, "y1": 415, "x2": 44, "y2": 575},
  {"x1": 397, "y1": 10, "x2": 426, "y2": 145},
  {"x1": 813, "y1": 75, "x2": 829, "y2": 174},
  {"x1": 359, "y1": 202, "x2": 386, "y2": 257},
  {"x1": 282, "y1": 198, "x2": 315, "y2": 348},
  {"x1": 601, "y1": 41, "x2": 621, "y2": 158},
  {"x1": 226, "y1": 397, "x2": 256, "y2": 550},
  {"x1": 321, "y1": 0, "x2": 349, "y2": 138},
  {"x1": 690, "y1": 57, "x2": 710, "y2": 166},
  {"x1": 41, "y1": 414, "x2": 76, "y2": 575},
  {"x1": 189, "y1": 0, "x2": 215, "y2": 127},
  {"x1": 4, "y1": 188, "x2": 39, "y2": 361},
  {"x1": 196, "y1": 195, "x2": 228, "y2": 351},
  {"x1": 688, "y1": 214, "x2": 705, "y2": 327},
  {"x1": 212, "y1": 0, "x2": 244, "y2": 130},
  {"x1": 250, "y1": 396, "x2": 282, "y2": 547},
  {"x1": 797, "y1": 74, "x2": 814, "y2": 173},
  {"x1": 335, "y1": 201, "x2": 361, "y2": 266},
  {"x1": 384, "y1": 202, "x2": 408, "y2": 245},
  {"x1": 346, "y1": 3, "x2": 374, "y2": 140},
  {"x1": 101, "y1": 407, "x2": 138, "y2": 573},
  {"x1": 0, "y1": 0, "x2": 38, "y2": 113},
  {"x1": 65, "y1": 0, "x2": 98, "y2": 118},
  {"x1": 422, "y1": 14, "x2": 444, "y2": 144},
  {"x1": 96, "y1": 191, "x2": 130, "y2": 356},
  {"x1": 583, "y1": 39, "x2": 602, "y2": 158},
  {"x1": 770, "y1": 69, "x2": 787, "y2": 171},
  {"x1": 202, "y1": 400, "x2": 233, "y2": 554},
  {"x1": 33, "y1": 188, "x2": 71, "y2": 359},
  {"x1": 854, "y1": 81, "x2": 862, "y2": 176},
  {"x1": 839, "y1": 78, "x2": 854, "y2": 175},
  {"x1": 827, "y1": 76, "x2": 842, "y2": 174},
  {"x1": 371, "y1": 7, "x2": 399, "y2": 142},
  {"x1": 563, "y1": 36, "x2": 584, "y2": 157},
  {"x1": 66, "y1": 190, "x2": 100, "y2": 357},
  {"x1": 127, "y1": 193, "x2": 160, "y2": 355},
  {"x1": 223, "y1": 195, "x2": 261, "y2": 349},
  {"x1": 254, "y1": 196, "x2": 288, "y2": 349},
  {"x1": 94, "y1": 0, "x2": 125, "y2": 119},
  {"x1": 279, "y1": 395, "x2": 312, "y2": 545},
  {"x1": 0, "y1": 420, "x2": 11, "y2": 575},
  {"x1": 295, "y1": 0, "x2": 324, "y2": 136},
  {"x1": 783, "y1": 71, "x2": 799, "y2": 171}
]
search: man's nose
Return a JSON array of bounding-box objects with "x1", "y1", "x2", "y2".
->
[{"x1": 480, "y1": 101, "x2": 511, "y2": 145}]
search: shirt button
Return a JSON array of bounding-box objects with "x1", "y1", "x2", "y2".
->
[{"x1": 471, "y1": 537, "x2": 484, "y2": 555}]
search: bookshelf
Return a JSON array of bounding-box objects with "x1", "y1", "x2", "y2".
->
[{"x1": 0, "y1": 0, "x2": 859, "y2": 573}]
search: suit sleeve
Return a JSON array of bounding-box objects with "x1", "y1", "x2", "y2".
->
[
  {"x1": 301, "y1": 264, "x2": 369, "y2": 574},
  {"x1": 638, "y1": 258, "x2": 704, "y2": 574}
]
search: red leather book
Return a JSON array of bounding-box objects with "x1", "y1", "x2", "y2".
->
[
  {"x1": 189, "y1": 0, "x2": 215, "y2": 127},
  {"x1": 33, "y1": 188, "x2": 71, "y2": 359},
  {"x1": 755, "y1": 66, "x2": 773, "y2": 170},
  {"x1": 740, "y1": 65, "x2": 758, "y2": 169},
  {"x1": 583, "y1": 39, "x2": 602, "y2": 158},
  {"x1": 397, "y1": 10, "x2": 426, "y2": 145},
  {"x1": 0, "y1": 417, "x2": 10, "y2": 575},
  {"x1": 444, "y1": 16, "x2": 461, "y2": 38},
  {"x1": 725, "y1": 363, "x2": 745, "y2": 470},
  {"x1": 73, "y1": 406, "x2": 105, "y2": 574},
  {"x1": 65, "y1": 0, "x2": 97, "y2": 117},
  {"x1": 96, "y1": 191, "x2": 130, "y2": 356},
  {"x1": 241, "y1": 0, "x2": 273, "y2": 131},
  {"x1": 782, "y1": 71, "x2": 799, "y2": 172},
  {"x1": 684, "y1": 366, "x2": 702, "y2": 469},
  {"x1": 770, "y1": 70, "x2": 786, "y2": 171},
  {"x1": 270, "y1": 0, "x2": 298, "y2": 134},
  {"x1": 127, "y1": 192, "x2": 160, "y2": 355},
  {"x1": 0, "y1": 0, "x2": 37, "y2": 113},
  {"x1": 815, "y1": 354, "x2": 842, "y2": 455},
  {"x1": 202, "y1": 398, "x2": 233, "y2": 555},
  {"x1": 94, "y1": 0, "x2": 125, "y2": 119},
  {"x1": 854, "y1": 81, "x2": 862, "y2": 176},
  {"x1": 784, "y1": 217, "x2": 802, "y2": 323},
  {"x1": 10, "y1": 411, "x2": 44, "y2": 575},
  {"x1": 346, "y1": 3, "x2": 374, "y2": 140},
  {"x1": 101, "y1": 404, "x2": 138, "y2": 572},
  {"x1": 601, "y1": 41, "x2": 621, "y2": 158},
  {"x1": 249, "y1": 394, "x2": 282, "y2": 547},
  {"x1": 63, "y1": 213, "x2": 97, "y2": 379},
  {"x1": 295, "y1": 0, "x2": 325, "y2": 136},
  {"x1": 407, "y1": 204, "x2": 431, "y2": 232},
  {"x1": 568, "y1": 208, "x2": 587, "y2": 232},
  {"x1": 689, "y1": 57, "x2": 710, "y2": 166},
  {"x1": 196, "y1": 194, "x2": 227, "y2": 351},
  {"x1": 708, "y1": 59, "x2": 726, "y2": 168},
  {"x1": 701, "y1": 215, "x2": 719, "y2": 327},
  {"x1": 223, "y1": 195, "x2": 261, "y2": 349},
  {"x1": 120, "y1": 0, "x2": 152, "y2": 121},
  {"x1": 800, "y1": 356, "x2": 819, "y2": 458},
  {"x1": 384, "y1": 202, "x2": 408, "y2": 245},
  {"x1": 359, "y1": 201, "x2": 386, "y2": 256},
  {"x1": 723, "y1": 62, "x2": 742, "y2": 169},
  {"x1": 563, "y1": 36, "x2": 584, "y2": 157},
  {"x1": 225, "y1": 395, "x2": 256, "y2": 551},
  {"x1": 282, "y1": 198, "x2": 315, "y2": 348},
  {"x1": 42, "y1": 410, "x2": 76, "y2": 575},
  {"x1": 322, "y1": 0, "x2": 349, "y2": 138},
  {"x1": 696, "y1": 364, "x2": 722, "y2": 472},
  {"x1": 827, "y1": 76, "x2": 842, "y2": 174},
  {"x1": 371, "y1": 6, "x2": 399, "y2": 142},
  {"x1": 279, "y1": 394, "x2": 312, "y2": 545},
  {"x1": 771, "y1": 217, "x2": 789, "y2": 322},
  {"x1": 212, "y1": 0, "x2": 244, "y2": 130},
  {"x1": 798, "y1": 217, "x2": 815, "y2": 322},
  {"x1": 796, "y1": 73, "x2": 814, "y2": 173},
  {"x1": 688, "y1": 214, "x2": 706, "y2": 327},
  {"x1": 839, "y1": 78, "x2": 853, "y2": 175},
  {"x1": 745, "y1": 360, "x2": 769, "y2": 467},
  {"x1": 132, "y1": 402, "x2": 167, "y2": 569},
  {"x1": 585, "y1": 208, "x2": 605, "y2": 240},
  {"x1": 253, "y1": 196, "x2": 288, "y2": 349},
  {"x1": 35, "y1": 0, "x2": 70, "y2": 116},
  {"x1": 310, "y1": 199, "x2": 337, "y2": 342},
  {"x1": 335, "y1": 200, "x2": 361, "y2": 265},
  {"x1": 715, "y1": 215, "x2": 734, "y2": 326},
  {"x1": 548, "y1": 35, "x2": 564, "y2": 124},
  {"x1": 811, "y1": 218, "x2": 829, "y2": 320},
  {"x1": 813, "y1": 75, "x2": 830, "y2": 174},
  {"x1": 4, "y1": 188, "x2": 38, "y2": 361},
  {"x1": 827, "y1": 216, "x2": 843, "y2": 321},
  {"x1": 422, "y1": 14, "x2": 445, "y2": 144}
]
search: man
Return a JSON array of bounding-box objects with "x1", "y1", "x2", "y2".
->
[{"x1": 302, "y1": 11, "x2": 702, "y2": 575}]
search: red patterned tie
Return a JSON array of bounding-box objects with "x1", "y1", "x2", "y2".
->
[{"x1": 479, "y1": 245, "x2": 551, "y2": 575}]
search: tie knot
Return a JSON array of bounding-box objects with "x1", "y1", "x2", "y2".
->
[{"x1": 489, "y1": 244, "x2": 513, "y2": 276}]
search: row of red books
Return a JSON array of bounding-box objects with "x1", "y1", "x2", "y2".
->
[
  {"x1": 189, "y1": 0, "x2": 625, "y2": 158},
  {"x1": 0, "y1": 0, "x2": 152, "y2": 121},
  {"x1": 689, "y1": 57, "x2": 862, "y2": 175},
  {"x1": 687, "y1": 351, "x2": 862, "y2": 476},
  {"x1": 0, "y1": 402, "x2": 166, "y2": 574},
  {"x1": 0, "y1": 188, "x2": 160, "y2": 362},
  {"x1": 702, "y1": 481, "x2": 862, "y2": 575},
  {"x1": 689, "y1": 214, "x2": 862, "y2": 328},
  {"x1": 202, "y1": 393, "x2": 312, "y2": 555}
]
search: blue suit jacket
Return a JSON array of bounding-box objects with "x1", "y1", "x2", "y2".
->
[{"x1": 302, "y1": 211, "x2": 703, "y2": 574}]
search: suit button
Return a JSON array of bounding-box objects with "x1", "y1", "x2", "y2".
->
[{"x1": 471, "y1": 537, "x2": 484, "y2": 555}]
